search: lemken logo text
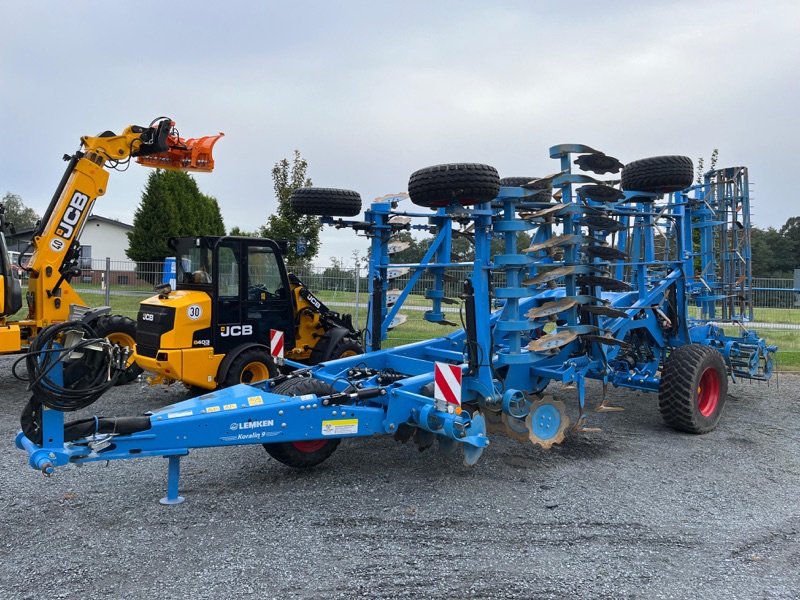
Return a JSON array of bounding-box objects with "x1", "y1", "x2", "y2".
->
[
  {"x1": 220, "y1": 324, "x2": 253, "y2": 337},
  {"x1": 230, "y1": 419, "x2": 274, "y2": 431},
  {"x1": 56, "y1": 191, "x2": 90, "y2": 240}
]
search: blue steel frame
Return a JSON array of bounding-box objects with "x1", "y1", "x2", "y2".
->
[{"x1": 17, "y1": 147, "x2": 777, "y2": 502}]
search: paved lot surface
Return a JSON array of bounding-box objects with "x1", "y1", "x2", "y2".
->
[{"x1": 1, "y1": 355, "x2": 798, "y2": 599}]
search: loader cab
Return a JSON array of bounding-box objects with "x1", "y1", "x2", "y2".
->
[
  {"x1": 0, "y1": 208, "x2": 23, "y2": 318},
  {"x1": 171, "y1": 236, "x2": 295, "y2": 353}
]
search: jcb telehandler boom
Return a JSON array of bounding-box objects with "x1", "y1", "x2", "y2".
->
[{"x1": 0, "y1": 118, "x2": 223, "y2": 381}]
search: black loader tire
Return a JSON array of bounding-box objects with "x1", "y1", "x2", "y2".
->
[
  {"x1": 621, "y1": 156, "x2": 694, "y2": 194},
  {"x1": 309, "y1": 330, "x2": 364, "y2": 364},
  {"x1": 263, "y1": 378, "x2": 340, "y2": 468},
  {"x1": 290, "y1": 187, "x2": 362, "y2": 217},
  {"x1": 92, "y1": 315, "x2": 143, "y2": 385},
  {"x1": 658, "y1": 344, "x2": 728, "y2": 434},
  {"x1": 499, "y1": 176, "x2": 537, "y2": 187},
  {"x1": 222, "y1": 347, "x2": 277, "y2": 387},
  {"x1": 408, "y1": 163, "x2": 500, "y2": 208}
]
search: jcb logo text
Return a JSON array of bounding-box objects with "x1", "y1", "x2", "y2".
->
[
  {"x1": 220, "y1": 325, "x2": 253, "y2": 337},
  {"x1": 56, "y1": 191, "x2": 90, "y2": 240}
]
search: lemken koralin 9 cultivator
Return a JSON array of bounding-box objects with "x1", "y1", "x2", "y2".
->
[{"x1": 17, "y1": 143, "x2": 776, "y2": 504}]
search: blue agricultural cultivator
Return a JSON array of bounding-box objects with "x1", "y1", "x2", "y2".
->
[{"x1": 17, "y1": 144, "x2": 777, "y2": 504}]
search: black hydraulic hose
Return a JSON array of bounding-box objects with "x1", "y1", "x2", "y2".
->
[
  {"x1": 371, "y1": 275, "x2": 382, "y2": 351},
  {"x1": 18, "y1": 321, "x2": 123, "y2": 412},
  {"x1": 463, "y1": 279, "x2": 479, "y2": 374},
  {"x1": 32, "y1": 152, "x2": 81, "y2": 240}
]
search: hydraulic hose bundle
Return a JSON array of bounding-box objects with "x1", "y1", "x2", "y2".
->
[{"x1": 17, "y1": 320, "x2": 133, "y2": 444}]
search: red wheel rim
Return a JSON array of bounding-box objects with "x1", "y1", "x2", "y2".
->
[
  {"x1": 292, "y1": 440, "x2": 327, "y2": 453},
  {"x1": 697, "y1": 367, "x2": 720, "y2": 417}
]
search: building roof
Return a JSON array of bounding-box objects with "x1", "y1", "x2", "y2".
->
[{"x1": 8, "y1": 214, "x2": 133, "y2": 240}]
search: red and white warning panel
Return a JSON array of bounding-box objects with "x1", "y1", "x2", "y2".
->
[
  {"x1": 270, "y1": 329, "x2": 284, "y2": 359},
  {"x1": 434, "y1": 362, "x2": 462, "y2": 413}
]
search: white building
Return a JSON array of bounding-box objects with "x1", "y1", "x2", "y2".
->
[{"x1": 77, "y1": 215, "x2": 134, "y2": 269}]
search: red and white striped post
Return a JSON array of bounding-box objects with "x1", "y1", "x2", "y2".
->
[
  {"x1": 434, "y1": 362, "x2": 462, "y2": 414},
  {"x1": 270, "y1": 329, "x2": 285, "y2": 365}
]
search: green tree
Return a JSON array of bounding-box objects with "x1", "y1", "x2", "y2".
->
[
  {"x1": 779, "y1": 216, "x2": 800, "y2": 271},
  {"x1": 126, "y1": 170, "x2": 225, "y2": 282},
  {"x1": 1, "y1": 192, "x2": 40, "y2": 231},
  {"x1": 229, "y1": 226, "x2": 258, "y2": 237},
  {"x1": 751, "y1": 226, "x2": 795, "y2": 278},
  {"x1": 260, "y1": 151, "x2": 319, "y2": 266}
]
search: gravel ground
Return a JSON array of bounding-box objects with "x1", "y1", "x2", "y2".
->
[{"x1": 1, "y1": 355, "x2": 798, "y2": 599}]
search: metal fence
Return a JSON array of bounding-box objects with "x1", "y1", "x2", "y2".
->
[{"x1": 69, "y1": 258, "x2": 800, "y2": 368}]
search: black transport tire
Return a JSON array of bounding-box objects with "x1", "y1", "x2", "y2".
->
[
  {"x1": 621, "y1": 155, "x2": 694, "y2": 194},
  {"x1": 290, "y1": 187, "x2": 362, "y2": 217},
  {"x1": 309, "y1": 330, "x2": 364, "y2": 364},
  {"x1": 92, "y1": 315, "x2": 143, "y2": 385},
  {"x1": 263, "y1": 378, "x2": 340, "y2": 468},
  {"x1": 499, "y1": 176, "x2": 537, "y2": 187},
  {"x1": 408, "y1": 163, "x2": 500, "y2": 208},
  {"x1": 222, "y1": 348, "x2": 277, "y2": 387},
  {"x1": 658, "y1": 344, "x2": 728, "y2": 434}
]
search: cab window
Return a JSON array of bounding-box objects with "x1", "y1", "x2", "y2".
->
[{"x1": 248, "y1": 246, "x2": 284, "y2": 298}]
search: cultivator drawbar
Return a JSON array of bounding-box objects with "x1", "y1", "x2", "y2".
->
[{"x1": 17, "y1": 142, "x2": 777, "y2": 503}]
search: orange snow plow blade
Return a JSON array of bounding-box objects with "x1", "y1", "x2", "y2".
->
[{"x1": 136, "y1": 126, "x2": 224, "y2": 173}]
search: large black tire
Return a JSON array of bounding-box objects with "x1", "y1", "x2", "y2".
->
[
  {"x1": 290, "y1": 187, "x2": 362, "y2": 217},
  {"x1": 621, "y1": 156, "x2": 694, "y2": 194},
  {"x1": 309, "y1": 330, "x2": 364, "y2": 364},
  {"x1": 658, "y1": 345, "x2": 728, "y2": 434},
  {"x1": 92, "y1": 315, "x2": 143, "y2": 385},
  {"x1": 222, "y1": 347, "x2": 277, "y2": 387},
  {"x1": 499, "y1": 176, "x2": 538, "y2": 187},
  {"x1": 408, "y1": 163, "x2": 500, "y2": 208},
  {"x1": 263, "y1": 378, "x2": 340, "y2": 468}
]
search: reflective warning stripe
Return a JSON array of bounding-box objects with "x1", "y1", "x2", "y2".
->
[
  {"x1": 434, "y1": 362, "x2": 462, "y2": 406},
  {"x1": 270, "y1": 329, "x2": 284, "y2": 359}
]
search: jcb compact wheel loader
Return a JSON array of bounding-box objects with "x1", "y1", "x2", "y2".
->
[{"x1": 135, "y1": 235, "x2": 363, "y2": 391}]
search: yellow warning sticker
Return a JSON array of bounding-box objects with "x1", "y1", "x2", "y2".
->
[
  {"x1": 321, "y1": 419, "x2": 358, "y2": 436},
  {"x1": 223, "y1": 403, "x2": 237, "y2": 411},
  {"x1": 206, "y1": 406, "x2": 220, "y2": 413},
  {"x1": 247, "y1": 396, "x2": 264, "y2": 406}
]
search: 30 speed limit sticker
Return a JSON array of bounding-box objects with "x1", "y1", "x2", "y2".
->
[{"x1": 187, "y1": 304, "x2": 203, "y2": 320}]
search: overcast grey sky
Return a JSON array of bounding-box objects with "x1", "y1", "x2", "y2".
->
[{"x1": 2, "y1": 1, "x2": 798, "y2": 265}]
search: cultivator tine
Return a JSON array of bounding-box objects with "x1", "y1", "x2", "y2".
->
[
  {"x1": 573, "y1": 153, "x2": 624, "y2": 174},
  {"x1": 582, "y1": 334, "x2": 630, "y2": 348},
  {"x1": 595, "y1": 382, "x2": 624, "y2": 413},
  {"x1": 576, "y1": 185, "x2": 625, "y2": 204},
  {"x1": 522, "y1": 172, "x2": 562, "y2": 190},
  {"x1": 523, "y1": 234, "x2": 583, "y2": 254},
  {"x1": 523, "y1": 264, "x2": 580, "y2": 286},
  {"x1": 440, "y1": 296, "x2": 459, "y2": 305},
  {"x1": 520, "y1": 203, "x2": 570, "y2": 221},
  {"x1": 526, "y1": 297, "x2": 580, "y2": 320},
  {"x1": 575, "y1": 275, "x2": 632, "y2": 292},
  {"x1": 413, "y1": 428, "x2": 436, "y2": 452},
  {"x1": 571, "y1": 415, "x2": 602, "y2": 433},
  {"x1": 528, "y1": 330, "x2": 579, "y2": 354},
  {"x1": 584, "y1": 244, "x2": 628, "y2": 261},
  {"x1": 577, "y1": 215, "x2": 625, "y2": 233}
]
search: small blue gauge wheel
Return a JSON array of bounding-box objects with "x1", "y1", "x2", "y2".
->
[{"x1": 530, "y1": 402, "x2": 563, "y2": 441}]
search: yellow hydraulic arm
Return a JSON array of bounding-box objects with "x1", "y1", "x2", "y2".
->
[{"x1": 14, "y1": 118, "x2": 223, "y2": 336}]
